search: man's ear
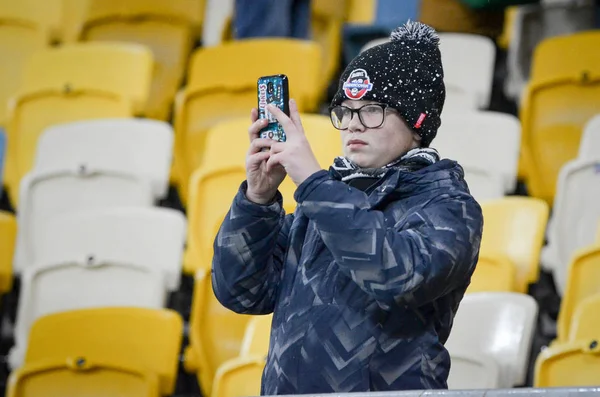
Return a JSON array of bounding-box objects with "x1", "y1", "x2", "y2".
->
[{"x1": 413, "y1": 132, "x2": 422, "y2": 145}]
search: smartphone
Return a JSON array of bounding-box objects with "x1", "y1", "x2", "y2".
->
[{"x1": 257, "y1": 74, "x2": 289, "y2": 142}]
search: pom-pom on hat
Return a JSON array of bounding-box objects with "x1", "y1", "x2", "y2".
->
[{"x1": 331, "y1": 21, "x2": 445, "y2": 147}]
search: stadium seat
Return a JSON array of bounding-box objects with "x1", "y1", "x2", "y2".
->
[
  {"x1": 445, "y1": 292, "x2": 538, "y2": 388},
  {"x1": 480, "y1": 197, "x2": 549, "y2": 293},
  {"x1": 240, "y1": 315, "x2": 273, "y2": 357},
  {"x1": 467, "y1": 253, "x2": 516, "y2": 293},
  {"x1": 520, "y1": 30, "x2": 600, "y2": 204},
  {"x1": 173, "y1": 39, "x2": 322, "y2": 203},
  {"x1": 0, "y1": 211, "x2": 15, "y2": 294},
  {"x1": 184, "y1": 268, "x2": 253, "y2": 397},
  {"x1": 504, "y1": 1, "x2": 596, "y2": 104},
  {"x1": 311, "y1": 0, "x2": 347, "y2": 95},
  {"x1": 4, "y1": 42, "x2": 154, "y2": 206},
  {"x1": 542, "y1": 159, "x2": 600, "y2": 295},
  {"x1": 7, "y1": 307, "x2": 182, "y2": 397},
  {"x1": 438, "y1": 33, "x2": 496, "y2": 110},
  {"x1": 579, "y1": 114, "x2": 600, "y2": 159},
  {"x1": 0, "y1": 129, "x2": 5, "y2": 184},
  {"x1": 436, "y1": 111, "x2": 521, "y2": 196},
  {"x1": 211, "y1": 356, "x2": 265, "y2": 397},
  {"x1": 211, "y1": 313, "x2": 272, "y2": 397},
  {"x1": 568, "y1": 294, "x2": 600, "y2": 342},
  {"x1": 33, "y1": 207, "x2": 186, "y2": 291},
  {"x1": 75, "y1": 0, "x2": 203, "y2": 120},
  {"x1": 10, "y1": 260, "x2": 167, "y2": 370},
  {"x1": 12, "y1": 119, "x2": 174, "y2": 275},
  {"x1": 556, "y1": 245, "x2": 600, "y2": 342},
  {"x1": 35, "y1": 118, "x2": 174, "y2": 200},
  {"x1": 0, "y1": 0, "x2": 61, "y2": 126},
  {"x1": 447, "y1": 349, "x2": 501, "y2": 389},
  {"x1": 534, "y1": 339, "x2": 600, "y2": 387}
]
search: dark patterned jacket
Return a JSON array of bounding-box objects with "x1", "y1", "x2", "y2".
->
[{"x1": 212, "y1": 159, "x2": 483, "y2": 395}]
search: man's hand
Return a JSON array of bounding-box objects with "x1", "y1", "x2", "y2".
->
[
  {"x1": 245, "y1": 108, "x2": 287, "y2": 204},
  {"x1": 266, "y1": 99, "x2": 322, "y2": 187}
]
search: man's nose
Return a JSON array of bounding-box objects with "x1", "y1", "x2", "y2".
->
[{"x1": 348, "y1": 111, "x2": 365, "y2": 133}]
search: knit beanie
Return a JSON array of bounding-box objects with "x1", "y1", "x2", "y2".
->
[{"x1": 331, "y1": 21, "x2": 446, "y2": 147}]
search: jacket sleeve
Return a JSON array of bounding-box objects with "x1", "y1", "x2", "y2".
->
[
  {"x1": 212, "y1": 181, "x2": 293, "y2": 315},
  {"x1": 295, "y1": 170, "x2": 483, "y2": 310}
]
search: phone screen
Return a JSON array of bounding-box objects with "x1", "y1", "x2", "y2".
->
[{"x1": 257, "y1": 74, "x2": 289, "y2": 142}]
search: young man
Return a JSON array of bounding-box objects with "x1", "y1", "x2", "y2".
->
[{"x1": 212, "y1": 21, "x2": 483, "y2": 394}]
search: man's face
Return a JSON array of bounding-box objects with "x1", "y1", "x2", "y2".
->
[{"x1": 340, "y1": 100, "x2": 421, "y2": 168}]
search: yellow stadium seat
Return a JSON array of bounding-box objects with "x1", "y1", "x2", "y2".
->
[
  {"x1": 467, "y1": 253, "x2": 516, "y2": 293},
  {"x1": 6, "y1": 307, "x2": 183, "y2": 397},
  {"x1": 240, "y1": 315, "x2": 273, "y2": 357},
  {"x1": 60, "y1": 0, "x2": 91, "y2": 42},
  {"x1": 480, "y1": 197, "x2": 549, "y2": 293},
  {"x1": 534, "y1": 339, "x2": 600, "y2": 387},
  {"x1": 173, "y1": 39, "x2": 322, "y2": 203},
  {"x1": 0, "y1": 211, "x2": 15, "y2": 294},
  {"x1": 520, "y1": 31, "x2": 600, "y2": 204},
  {"x1": 557, "y1": 245, "x2": 600, "y2": 342},
  {"x1": 211, "y1": 313, "x2": 272, "y2": 397},
  {"x1": 497, "y1": 6, "x2": 517, "y2": 50},
  {"x1": 184, "y1": 269, "x2": 253, "y2": 397},
  {"x1": 4, "y1": 42, "x2": 151, "y2": 207},
  {"x1": 211, "y1": 356, "x2": 265, "y2": 397},
  {"x1": 345, "y1": 0, "x2": 376, "y2": 24},
  {"x1": 0, "y1": 0, "x2": 61, "y2": 126},
  {"x1": 74, "y1": 0, "x2": 202, "y2": 120},
  {"x1": 311, "y1": 0, "x2": 347, "y2": 96},
  {"x1": 20, "y1": 43, "x2": 153, "y2": 115},
  {"x1": 568, "y1": 294, "x2": 600, "y2": 342}
]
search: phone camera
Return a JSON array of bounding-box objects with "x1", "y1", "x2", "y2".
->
[{"x1": 267, "y1": 82, "x2": 274, "y2": 94}]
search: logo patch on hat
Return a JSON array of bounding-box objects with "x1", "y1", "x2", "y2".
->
[{"x1": 343, "y1": 69, "x2": 373, "y2": 100}]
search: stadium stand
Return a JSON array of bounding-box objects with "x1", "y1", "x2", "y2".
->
[{"x1": 0, "y1": 0, "x2": 600, "y2": 396}]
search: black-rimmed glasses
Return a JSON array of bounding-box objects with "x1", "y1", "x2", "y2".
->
[{"x1": 329, "y1": 103, "x2": 391, "y2": 130}]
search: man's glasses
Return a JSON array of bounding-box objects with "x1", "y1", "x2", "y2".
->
[{"x1": 329, "y1": 103, "x2": 391, "y2": 130}]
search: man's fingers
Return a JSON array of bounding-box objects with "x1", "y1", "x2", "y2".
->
[
  {"x1": 250, "y1": 108, "x2": 259, "y2": 123},
  {"x1": 288, "y1": 99, "x2": 304, "y2": 130},
  {"x1": 269, "y1": 141, "x2": 285, "y2": 154},
  {"x1": 266, "y1": 152, "x2": 283, "y2": 172},
  {"x1": 267, "y1": 104, "x2": 297, "y2": 135},
  {"x1": 248, "y1": 117, "x2": 268, "y2": 142},
  {"x1": 248, "y1": 138, "x2": 277, "y2": 154},
  {"x1": 247, "y1": 150, "x2": 270, "y2": 168}
]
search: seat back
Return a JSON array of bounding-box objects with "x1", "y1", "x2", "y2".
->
[
  {"x1": 569, "y1": 293, "x2": 600, "y2": 342},
  {"x1": 311, "y1": 0, "x2": 347, "y2": 94},
  {"x1": 240, "y1": 315, "x2": 273, "y2": 357},
  {"x1": 13, "y1": 170, "x2": 154, "y2": 274},
  {"x1": 467, "y1": 253, "x2": 516, "y2": 293},
  {"x1": 186, "y1": 269, "x2": 253, "y2": 396},
  {"x1": 447, "y1": 350, "x2": 501, "y2": 389},
  {"x1": 0, "y1": 130, "x2": 5, "y2": 185},
  {"x1": 184, "y1": 166, "x2": 246, "y2": 274},
  {"x1": 480, "y1": 197, "x2": 549, "y2": 292},
  {"x1": 37, "y1": 207, "x2": 186, "y2": 291},
  {"x1": 11, "y1": 261, "x2": 167, "y2": 370},
  {"x1": 438, "y1": 33, "x2": 496, "y2": 109},
  {"x1": 0, "y1": 212, "x2": 16, "y2": 294},
  {"x1": 36, "y1": 118, "x2": 174, "y2": 200},
  {"x1": 0, "y1": 0, "x2": 60, "y2": 125},
  {"x1": 521, "y1": 31, "x2": 600, "y2": 204},
  {"x1": 21, "y1": 42, "x2": 153, "y2": 115},
  {"x1": 557, "y1": 246, "x2": 600, "y2": 342},
  {"x1": 436, "y1": 111, "x2": 521, "y2": 194},
  {"x1": 550, "y1": 159, "x2": 600, "y2": 295},
  {"x1": 4, "y1": 89, "x2": 134, "y2": 207},
  {"x1": 78, "y1": 0, "x2": 202, "y2": 120},
  {"x1": 22, "y1": 307, "x2": 182, "y2": 396},
  {"x1": 579, "y1": 114, "x2": 600, "y2": 160},
  {"x1": 211, "y1": 357, "x2": 265, "y2": 397},
  {"x1": 534, "y1": 340, "x2": 600, "y2": 387},
  {"x1": 7, "y1": 362, "x2": 159, "y2": 397},
  {"x1": 445, "y1": 292, "x2": 538, "y2": 388}
]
